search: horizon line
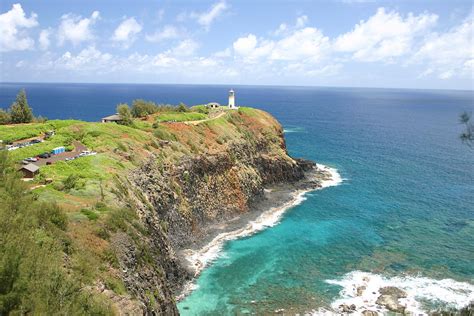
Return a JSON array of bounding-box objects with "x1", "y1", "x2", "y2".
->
[{"x1": 1, "y1": 81, "x2": 473, "y2": 93}]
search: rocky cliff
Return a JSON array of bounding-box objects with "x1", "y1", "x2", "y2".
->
[{"x1": 108, "y1": 108, "x2": 322, "y2": 314}]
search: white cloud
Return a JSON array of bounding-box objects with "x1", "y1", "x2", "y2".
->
[
  {"x1": 411, "y1": 12, "x2": 473, "y2": 79},
  {"x1": 334, "y1": 7, "x2": 438, "y2": 62},
  {"x1": 39, "y1": 28, "x2": 52, "y2": 50},
  {"x1": 233, "y1": 34, "x2": 258, "y2": 56},
  {"x1": 112, "y1": 17, "x2": 142, "y2": 47},
  {"x1": 0, "y1": 3, "x2": 38, "y2": 52},
  {"x1": 146, "y1": 25, "x2": 180, "y2": 43},
  {"x1": 233, "y1": 27, "x2": 330, "y2": 63},
  {"x1": 55, "y1": 46, "x2": 113, "y2": 71},
  {"x1": 57, "y1": 11, "x2": 100, "y2": 46},
  {"x1": 171, "y1": 39, "x2": 199, "y2": 56},
  {"x1": 295, "y1": 15, "x2": 308, "y2": 28},
  {"x1": 191, "y1": 1, "x2": 228, "y2": 30}
]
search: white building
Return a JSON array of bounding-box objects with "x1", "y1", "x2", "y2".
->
[{"x1": 228, "y1": 89, "x2": 237, "y2": 109}]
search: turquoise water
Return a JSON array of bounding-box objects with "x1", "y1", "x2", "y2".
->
[
  {"x1": 0, "y1": 83, "x2": 472, "y2": 314},
  {"x1": 177, "y1": 88, "x2": 474, "y2": 314}
]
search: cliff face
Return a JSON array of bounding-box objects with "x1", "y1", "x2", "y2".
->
[{"x1": 110, "y1": 108, "x2": 316, "y2": 314}]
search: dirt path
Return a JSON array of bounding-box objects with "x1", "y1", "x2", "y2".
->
[{"x1": 185, "y1": 111, "x2": 227, "y2": 125}]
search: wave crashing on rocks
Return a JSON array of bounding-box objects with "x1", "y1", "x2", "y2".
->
[{"x1": 324, "y1": 271, "x2": 474, "y2": 315}]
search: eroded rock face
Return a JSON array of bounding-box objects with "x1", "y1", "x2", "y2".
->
[{"x1": 112, "y1": 125, "x2": 318, "y2": 314}]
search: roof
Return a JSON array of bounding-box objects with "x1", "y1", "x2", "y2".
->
[
  {"x1": 229, "y1": 89, "x2": 234, "y2": 93},
  {"x1": 21, "y1": 163, "x2": 39, "y2": 173},
  {"x1": 102, "y1": 114, "x2": 122, "y2": 121}
]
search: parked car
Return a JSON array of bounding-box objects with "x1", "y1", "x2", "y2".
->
[
  {"x1": 38, "y1": 153, "x2": 51, "y2": 159},
  {"x1": 46, "y1": 161, "x2": 53, "y2": 165},
  {"x1": 25, "y1": 157, "x2": 38, "y2": 162},
  {"x1": 65, "y1": 157, "x2": 75, "y2": 161},
  {"x1": 31, "y1": 139, "x2": 42, "y2": 144}
]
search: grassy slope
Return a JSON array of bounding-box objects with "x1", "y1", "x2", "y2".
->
[{"x1": 0, "y1": 107, "x2": 287, "y2": 312}]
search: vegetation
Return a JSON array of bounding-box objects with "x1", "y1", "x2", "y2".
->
[
  {"x1": 9, "y1": 89, "x2": 33, "y2": 124},
  {"x1": 0, "y1": 101, "x2": 283, "y2": 314},
  {"x1": 459, "y1": 111, "x2": 473, "y2": 148},
  {"x1": 155, "y1": 112, "x2": 206, "y2": 123},
  {"x1": 0, "y1": 151, "x2": 113, "y2": 314},
  {"x1": 0, "y1": 89, "x2": 42, "y2": 125},
  {"x1": 117, "y1": 103, "x2": 133, "y2": 126},
  {"x1": 176, "y1": 102, "x2": 188, "y2": 112}
]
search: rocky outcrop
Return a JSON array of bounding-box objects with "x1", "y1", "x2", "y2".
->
[
  {"x1": 108, "y1": 111, "x2": 322, "y2": 314},
  {"x1": 375, "y1": 286, "x2": 407, "y2": 314}
]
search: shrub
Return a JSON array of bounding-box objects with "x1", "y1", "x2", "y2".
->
[
  {"x1": 80, "y1": 208, "x2": 99, "y2": 221},
  {"x1": 63, "y1": 174, "x2": 80, "y2": 191}
]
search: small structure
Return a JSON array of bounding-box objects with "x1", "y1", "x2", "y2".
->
[
  {"x1": 51, "y1": 146, "x2": 65, "y2": 155},
  {"x1": 20, "y1": 163, "x2": 39, "y2": 178},
  {"x1": 228, "y1": 89, "x2": 237, "y2": 109},
  {"x1": 101, "y1": 113, "x2": 123, "y2": 123},
  {"x1": 206, "y1": 102, "x2": 220, "y2": 109}
]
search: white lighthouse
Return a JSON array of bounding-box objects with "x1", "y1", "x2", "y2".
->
[{"x1": 228, "y1": 89, "x2": 237, "y2": 109}]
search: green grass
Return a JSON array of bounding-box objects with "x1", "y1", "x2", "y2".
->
[
  {"x1": 0, "y1": 120, "x2": 80, "y2": 143},
  {"x1": 156, "y1": 112, "x2": 206, "y2": 122}
]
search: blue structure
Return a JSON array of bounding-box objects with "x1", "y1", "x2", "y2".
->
[{"x1": 51, "y1": 146, "x2": 65, "y2": 155}]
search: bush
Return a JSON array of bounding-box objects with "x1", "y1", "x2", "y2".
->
[
  {"x1": 63, "y1": 174, "x2": 80, "y2": 191},
  {"x1": 131, "y1": 99, "x2": 159, "y2": 118},
  {"x1": 153, "y1": 128, "x2": 177, "y2": 141},
  {"x1": 80, "y1": 208, "x2": 99, "y2": 221},
  {"x1": 176, "y1": 103, "x2": 188, "y2": 112}
]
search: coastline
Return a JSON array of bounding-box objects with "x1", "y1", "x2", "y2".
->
[{"x1": 176, "y1": 163, "x2": 343, "y2": 301}]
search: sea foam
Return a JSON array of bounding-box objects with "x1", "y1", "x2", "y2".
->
[
  {"x1": 323, "y1": 271, "x2": 474, "y2": 315},
  {"x1": 177, "y1": 164, "x2": 342, "y2": 300}
]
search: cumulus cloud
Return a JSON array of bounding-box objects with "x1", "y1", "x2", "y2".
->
[
  {"x1": 112, "y1": 17, "x2": 142, "y2": 47},
  {"x1": 411, "y1": 12, "x2": 473, "y2": 79},
  {"x1": 55, "y1": 46, "x2": 113, "y2": 71},
  {"x1": 146, "y1": 25, "x2": 180, "y2": 43},
  {"x1": 233, "y1": 27, "x2": 330, "y2": 64},
  {"x1": 58, "y1": 11, "x2": 100, "y2": 46},
  {"x1": 171, "y1": 39, "x2": 199, "y2": 56},
  {"x1": 334, "y1": 8, "x2": 438, "y2": 62},
  {"x1": 39, "y1": 28, "x2": 52, "y2": 50},
  {"x1": 0, "y1": 3, "x2": 38, "y2": 52},
  {"x1": 191, "y1": 1, "x2": 228, "y2": 30}
]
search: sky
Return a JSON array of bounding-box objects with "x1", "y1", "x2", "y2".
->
[{"x1": 0, "y1": 0, "x2": 473, "y2": 90}]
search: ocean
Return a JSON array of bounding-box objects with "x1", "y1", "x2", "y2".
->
[{"x1": 1, "y1": 83, "x2": 473, "y2": 314}]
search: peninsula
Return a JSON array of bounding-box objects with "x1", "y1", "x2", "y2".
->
[{"x1": 0, "y1": 91, "x2": 332, "y2": 315}]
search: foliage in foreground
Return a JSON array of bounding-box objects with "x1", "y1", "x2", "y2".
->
[
  {"x1": 0, "y1": 151, "x2": 112, "y2": 315},
  {"x1": 459, "y1": 111, "x2": 473, "y2": 148}
]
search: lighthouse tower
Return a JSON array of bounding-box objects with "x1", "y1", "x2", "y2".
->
[{"x1": 228, "y1": 89, "x2": 237, "y2": 109}]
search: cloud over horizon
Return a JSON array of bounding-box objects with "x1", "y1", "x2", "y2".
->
[{"x1": 0, "y1": 1, "x2": 472, "y2": 89}]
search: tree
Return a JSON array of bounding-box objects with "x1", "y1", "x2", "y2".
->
[
  {"x1": 9, "y1": 89, "x2": 33, "y2": 124},
  {"x1": 0, "y1": 109, "x2": 10, "y2": 124},
  {"x1": 117, "y1": 103, "x2": 133, "y2": 126},
  {"x1": 131, "y1": 99, "x2": 158, "y2": 118},
  {"x1": 176, "y1": 102, "x2": 188, "y2": 112},
  {"x1": 460, "y1": 112, "x2": 473, "y2": 148}
]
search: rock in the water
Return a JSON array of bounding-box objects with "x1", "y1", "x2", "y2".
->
[
  {"x1": 362, "y1": 310, "x2": 378, "y2": 316},
  {"x1": 376, "y1": 294, "x2": 405, "y2": 313},
  {"x1": 379, "y1": 286, "x2": 407, "y2": 298},
  {"x1": 339, "y1": 304, "x2": 355, "y2": 313},
  {"x1": 357, "y1": 285, "x2": 367, "y2": 296}
]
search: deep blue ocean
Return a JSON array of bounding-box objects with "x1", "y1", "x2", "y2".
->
[{"x1": 1, "y1": 83, "x2": 473, "y2": 314}]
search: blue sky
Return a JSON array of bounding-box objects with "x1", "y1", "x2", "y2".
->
[{"x1": 0, "y1": 0, "x2": 472, "y2": 90}]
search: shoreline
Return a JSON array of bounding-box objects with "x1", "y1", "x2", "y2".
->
[{"x1": 176, "y1": 163, "x2": 343, "y2": 301}]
